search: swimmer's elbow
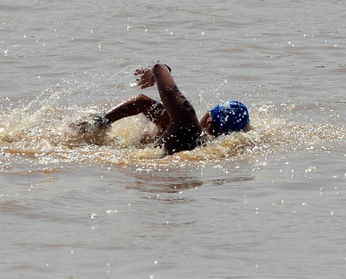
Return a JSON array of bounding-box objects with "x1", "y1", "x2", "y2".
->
[
  {"x1": 152, "y1": 64, "x2": 170, "y2": 75},
  {"x1": 152, "y1": 64, "x2": 175, "y2": 87}
]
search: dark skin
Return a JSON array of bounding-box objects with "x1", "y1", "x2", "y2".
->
[{"x1": 75, "y1": 64, "x2": 216, "y2": 155}]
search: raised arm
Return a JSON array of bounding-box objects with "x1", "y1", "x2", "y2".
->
[{"x1": 149, "y1": 64, "x2": 198, "y2": 125}]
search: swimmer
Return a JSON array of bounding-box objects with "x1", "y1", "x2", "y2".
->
[{"x1": 75, "y1": 63, "x2": 250, "y2": 155}]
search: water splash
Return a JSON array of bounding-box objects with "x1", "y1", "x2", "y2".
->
[{"x1": 0, "y1": 85, "x2": 344, "y2": 172}]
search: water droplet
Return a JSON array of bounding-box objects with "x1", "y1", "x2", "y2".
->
[
  {"x1": 90, "y1": 212, "x2": 98, "y2": 219},
  {"x1": 106, "y1": 209, "x2": 118, "y2": 214}
]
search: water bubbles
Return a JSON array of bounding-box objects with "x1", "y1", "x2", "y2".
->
[
  {"x1": 305, "y1": 166, "x2": 317, "y2": 173},
  {"x1": 106, "y1": 263, "x2": 111, "y2": 274},
  {"x1": 106, "y1": 209, "x2": 118, "y2": 215},
  {"x1": 320, "y1": 187, "x2": 325, "y2": 196},
  {"x1": 90, "y1": 212, "x2": 98, "y2": 219},
  {"x1": 164, "y1": 28, "x2": 174, "y2": 35}
]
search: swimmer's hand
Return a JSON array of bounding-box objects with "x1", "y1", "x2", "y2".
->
[
  {"x1": 134, "y1": 67, "x2": 155, "y2": 89},
  {"x1": 69, "y1": 112, "x2": 110, "y2": 133},
  {"x1": 69, "y1": 120, "x2": 92, "y2": 133}
]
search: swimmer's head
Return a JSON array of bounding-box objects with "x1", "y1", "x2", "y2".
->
[{"x1": 207, "y1": 101, "x2": 249, "y2": 136}]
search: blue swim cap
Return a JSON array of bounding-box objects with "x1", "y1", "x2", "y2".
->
[{"x1": 210, "y1": 101, "x2": 249, "y2": 134}]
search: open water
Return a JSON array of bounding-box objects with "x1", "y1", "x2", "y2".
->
[{"x1": 0, "y1": 0, "x2": 345, "y2": 278}]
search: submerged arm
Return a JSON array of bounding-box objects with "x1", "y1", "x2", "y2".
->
[{"x1": 105, "y1": 94, "x2": 169, "y2": 131}]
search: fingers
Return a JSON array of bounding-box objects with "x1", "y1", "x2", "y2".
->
[
  {"x1": 137, "y1": 78, "x2": 146, "y2": 87},
  {"x1": 69, "y1": 121, "x2": 91, "y2": 133},
  {"x1": 139, "y1": 80, "x2": 155, "y2": 89},
  {"x1": 134, "y1": 67, "x2": 155, "y2": 88},
  {"x1": 134, "y1": 66, "x2": 151, "y2": 75},
  {"x1": 134, "y1": 68, "x2": 144, "y2": 75},
  {"x1": 137, "y1": 79, "x2": 151, "y2": 88}
]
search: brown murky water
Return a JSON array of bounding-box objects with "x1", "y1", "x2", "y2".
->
[{"x1": 1, "y1": 0, "x2": 345, "y2": 278}]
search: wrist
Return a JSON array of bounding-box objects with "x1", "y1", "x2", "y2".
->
[
  {"x1": 92, "y1": 112, "x2": 110, "y2": 129},
  {"x1": 164, "y1": 64, "x2": 171, "y2": 72}
]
